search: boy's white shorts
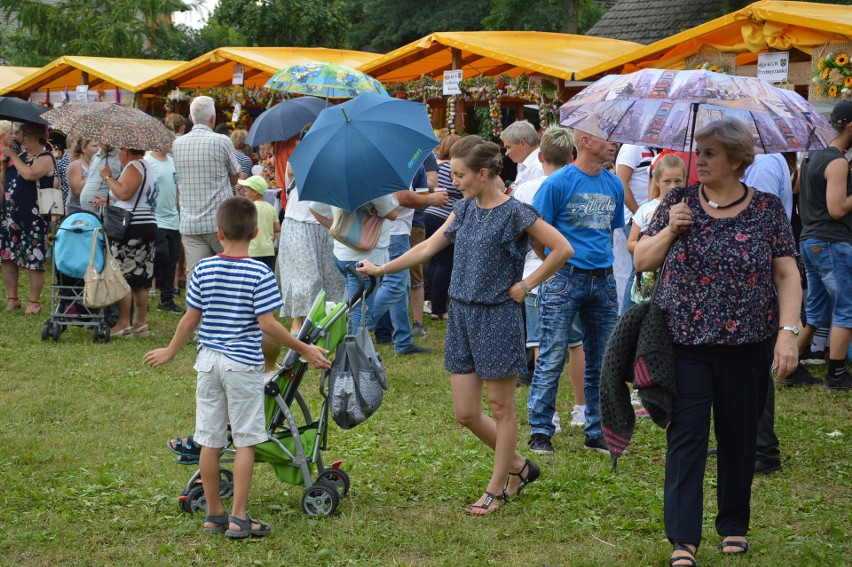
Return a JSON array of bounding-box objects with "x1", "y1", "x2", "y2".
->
[{"x1": 193, "y1": 347, "x2": 267, "y2": 448}]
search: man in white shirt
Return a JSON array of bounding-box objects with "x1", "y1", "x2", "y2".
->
[
  {"x1": 172, "y1": 96, "x2": 240, "y2": 278},
  {"x1": 743, "y1": 153, "x2": 793, "y2": 219},
  {"x1": 501, "y1": 120, "x2": 544, "y2": 187}
]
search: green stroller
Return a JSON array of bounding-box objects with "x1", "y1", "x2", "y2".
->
[{"x1": 176, "y1": 267, "x2": 376, "y2": 517}]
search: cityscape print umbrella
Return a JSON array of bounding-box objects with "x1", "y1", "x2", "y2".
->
[
  {"x1": 289, "y1": 92, "x2": 439, "y2": 212},
  {"x1": 246, "y1": 96, "x2": 328, "y2": 146},
  {"x1": 560, "y1": 69, "x2": 836, "y2": 154},
  {"x1": 0, "y1": 96, "x2": 49, "y2": 124},
  {"x1": 265, "y1": 62, "x2": 387, "y2": 99},
  {"x1": 43, "y1": 102, "x2": 174, "y2": 151}
]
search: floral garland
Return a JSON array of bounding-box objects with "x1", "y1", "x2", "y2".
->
[
  {"x1": 446, "y1": 96, "x2": 456, "y2": 134},
  {"x1": 692, "y1": 61, "x2": 733, "y2": 74},
  {"x1": 387, "y1": 73, "x2": 562, "y2": 130},
  {"x1": 489, "y1": 99, "x2": 502, "y2": 138},
  {"x1": 813, "y1": 51, "x2": 852, "y2": 99}
]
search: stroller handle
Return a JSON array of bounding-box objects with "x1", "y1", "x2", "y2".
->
[{"x1": 345, "y1": 265, "x2": 377, "y2": 308}]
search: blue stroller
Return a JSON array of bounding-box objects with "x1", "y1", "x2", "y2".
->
[{"x1": 42, "y1": 212, "x2": 111, "y2": 343}]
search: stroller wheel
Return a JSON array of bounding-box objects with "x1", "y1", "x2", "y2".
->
[
  {"x1": 317, "y1": 468, "x2": 350, "y2": 497},
  {"x1": 302, "y1": 482, "x2": 339, "y2": 517},
  {"x1": 52, "y1": 322, "x2": 62, "y2": 343},
  {"x1": 217, "y1": 468, "x2": 234, "y2": 498},
  {"x1": 185, "y1": 484, "x2": 208, "y2": 513},
  {"x1": 42, "y1": 321, "x2": 53, "y2": 341}
]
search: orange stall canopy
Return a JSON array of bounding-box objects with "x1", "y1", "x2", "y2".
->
[
  {"x1": 358, "y1": 31, "x2": 642, "y2": 83},
  {"x1": 576, "y1": 0, "x2": 852, "y2": 80},
  {"x1": 140, "y1": 47, "x2": 382, "y2": 90}
]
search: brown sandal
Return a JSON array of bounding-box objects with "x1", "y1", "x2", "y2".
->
[
  {"x1": 5, "y1": 297, "x2": 21, "y2": 312},
  {"x1": 25, "y1": 300, "x2": 41, "y2": 315}
]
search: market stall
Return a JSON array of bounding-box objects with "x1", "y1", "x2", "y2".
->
[{"x1": 357, "y1": 31, "x2": 641, "y2": 136}]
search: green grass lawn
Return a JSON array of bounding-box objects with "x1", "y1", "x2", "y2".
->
[{"x1": 0, "y1": 279, "x2": 849, "y2": 566}]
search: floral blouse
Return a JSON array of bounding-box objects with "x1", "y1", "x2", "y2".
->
[
  {"x1": 643, "y1": 184, "x2": 796, "y2": 345},
  {"x1": 445, "y1": 197, "x2": 539, "y2": 305}
]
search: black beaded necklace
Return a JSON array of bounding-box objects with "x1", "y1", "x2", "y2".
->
[{"x1": 701, "y1": 182, "x2": 749, "y2": 210}]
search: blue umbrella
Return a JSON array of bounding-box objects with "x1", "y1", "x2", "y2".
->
[
  {"x1": 245, "y1": 96, "x2": 328, "y2": 146},
  {"x1": 289, "y1": 92, "x2": 439, "y2": 212}
]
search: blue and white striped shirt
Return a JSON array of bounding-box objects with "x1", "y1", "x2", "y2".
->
[{"x1": 186, "y1": 255, "x2": 283, "y2": 366}]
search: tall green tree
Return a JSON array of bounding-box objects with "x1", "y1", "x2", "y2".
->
[
  {"x1": 482, "y1": 0, "x2": 606, "y2": 35},
  {"x1": 208, "y1": 0, "x2": 349, "y2": 49},
  {"x1": 344, "y1": 0, "x2": 491, "y2": 54},
  {"x1": 0, "y1": 0, "x2": 192, "y2": 66}
]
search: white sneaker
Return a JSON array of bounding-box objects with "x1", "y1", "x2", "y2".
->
[
  {"x1": 552, "y1": 411, "x2": 562, "y2": 434},
  {"x1": 630, "y1": 391, "x2": 641, "y2": 407},
  {"x1": 570, "y1": 406, "x2": 586, "y2": 427},
  {"x1": 423, "y1": 301, "x2": 432, "y2": 315}
]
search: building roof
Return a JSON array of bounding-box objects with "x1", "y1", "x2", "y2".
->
[
  {"x1": 587, "y1": 0, "x2": 727, "y2": 45},
  {"x1": 139, "y1": 47, "x2": 381, "y2": 90},
  {"x1": 578, "y1": 0, "x2": 852, "y2": 79},
  {"x1": 358, "y1": 31, "x2": 641, "y2": 83}
]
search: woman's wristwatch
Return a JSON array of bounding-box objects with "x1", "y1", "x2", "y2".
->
[
  {"x1": 520, "y1": 280, "x2": 531, "y2": 296},
  {"x1": 778, "y1": 325, "x2": 799, "y2": 336}
]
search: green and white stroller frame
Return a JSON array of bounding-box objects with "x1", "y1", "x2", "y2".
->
[{"x1": 176, "y1": 266, "x2": 377, "y2": 517}]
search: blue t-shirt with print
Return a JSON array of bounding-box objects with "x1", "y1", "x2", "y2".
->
[{"x1": 533, "y1": 163, "x2": 624, "y2": 270}]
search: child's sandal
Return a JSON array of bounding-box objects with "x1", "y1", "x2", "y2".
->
[
  {"x1": 202, "y1": 512, "x2": 229, "y2": 534},
  {"x1": 226, "y1": 514, "x2": 272, "y2": 539}
]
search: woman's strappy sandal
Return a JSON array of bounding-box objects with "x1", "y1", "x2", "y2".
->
[
  {"x1": 505, "y1": 459, "x2": 541, "y2": 499},
  {"x1": 669, "y1": 543, "x2": 698, "y2": 567},
  {"x1": 720, "y1": 539, "x2": 748, "y2": 556},
  {"x1": 464, "y1": 490, "x2": 508, "y2": 516}
]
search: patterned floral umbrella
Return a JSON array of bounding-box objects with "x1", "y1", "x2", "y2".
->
[
  {"x1": 265, "y1": 62, "x2": 387, "y2": 99},
  {"x1": 560, "y1": 69, "x2": 836, "y2": 154},
  {"x1": 42, "y1": 102, "x2": 175, "y2": 151}
]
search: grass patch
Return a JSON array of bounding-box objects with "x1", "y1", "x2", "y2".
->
[{"x1": 1, "y1": 274, "x2": 850, "y2": 565}]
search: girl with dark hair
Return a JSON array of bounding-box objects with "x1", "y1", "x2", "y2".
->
[{"x1": 358, "y1": 135, "x2": 572, "y2": 516}]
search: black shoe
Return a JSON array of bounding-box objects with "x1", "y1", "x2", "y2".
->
[
  {"x1": 528, "y1": 433, "x2": 553, "y2": 455},
  {"x1": 583, "y1": 436, "x2": 609, "y2": 454},
  {"x1": 777, "y1": 364, "x2": 821, "y2": 387},
  {"x1": 800, "y1": 348, "x2": 826, "y2": 365},
  {"x1": 754, "y1": 459, "x2": 782, "y2": 475},
  {"x1": 824, "y1": 370, "x2": 852, "y2": 391},
  {"x1": 157, "y1": 301, "x2": 185, "y2": 313},
  {"x1": 707, "y1": 446, "x2": 718, "y2": 457},
  {"x1": 397, "y1": 343, "x2": 432, "y2": 355}
]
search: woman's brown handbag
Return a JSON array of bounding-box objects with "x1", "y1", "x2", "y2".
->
[{"x1": 83, "y1": 227, "x2": 130, "y2": 309}]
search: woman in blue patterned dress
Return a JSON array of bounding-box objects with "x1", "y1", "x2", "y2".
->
[
  {"x1": 359, "y1": 136, "x2": 572, "y2": 515},
  {"x1": 0, "y1": 122, "x2": 55, "y2": 314},
  {"x1": 635, "y1": 119, "x2": 801, "y2": 566}
]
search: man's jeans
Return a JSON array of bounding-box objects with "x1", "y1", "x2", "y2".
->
[
  {"x1": 528, "y1": 269, "x2": 618, "y2": 440},
  {"x1": 369, "y1": 234, "x2": 414, "y2": 353}
]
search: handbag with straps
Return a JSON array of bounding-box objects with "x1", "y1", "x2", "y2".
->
[
  {"x1": 83, "y1": 227, "x2": 130, "y2": 309},
  {"x1": 35, "y1": 151, "x2": 63, "y2": 216},
  {"x1": 327, "y1": 310, "x2": 388, "y2": 430},
  {"x1": 329, "y1": 204, "x2": 384, "y2": 252},
  {"x1": 101, "y1": 163, "x2": 147, "y2": 242}
]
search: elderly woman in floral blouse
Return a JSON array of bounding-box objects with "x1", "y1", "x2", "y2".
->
[{"x1": 635, "y1": 118, "x2": 801, "y2": 567}]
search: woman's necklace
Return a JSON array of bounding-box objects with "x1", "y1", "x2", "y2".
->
[
  {"x1": 701, "y1": 183, "x2": 748, "y2": 210},
  {"x1": 475, "y1": 196, "x2": 502, "y2": 222}
]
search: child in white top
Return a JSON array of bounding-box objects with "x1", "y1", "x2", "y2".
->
[{"x1": 627, "y1": 153, "x2": 686, "y2": 303}]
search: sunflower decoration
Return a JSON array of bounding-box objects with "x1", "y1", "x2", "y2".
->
[{"x1": 812, "y1": 50, "x2": 852, "y2": 100}]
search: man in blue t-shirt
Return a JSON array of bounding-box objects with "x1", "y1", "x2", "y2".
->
[{"x1": 527, "y1": 130, "x2": 623, "y2": 455}]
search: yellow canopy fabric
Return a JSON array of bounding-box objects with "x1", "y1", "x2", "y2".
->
[
  {"x1": 142, "y1": 47, "x2": 382, "y2": 90},
  {"x1": 577, "y1": 0, "x2": 852, "y2": 79},
  {"x1": 0, "y1": 56, "x2": 186, "y2": 97},
  {"x1": 0, "y1": 66, "x2": 40, "y2": 92},
  {"x1": 358, "y1": 31, "x2": 642, "y2": 83}
]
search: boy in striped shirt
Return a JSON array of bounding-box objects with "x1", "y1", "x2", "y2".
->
[{"x1": 144, "y1": 197, "x2": 330, "y2": 538}]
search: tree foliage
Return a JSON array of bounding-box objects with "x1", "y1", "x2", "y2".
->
[
  {"x1": 0, "y1": 0, "x2": 191, "y2": 66},
  {"x1": 208, "y1": 0, "x2": 349, "y2": 49},
  {"x1": 344, "y1": 0, "x2": 491, "y2": 54},
  {"x1": 482, "y1": 0, "x2": 606, "y2": 35}
]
